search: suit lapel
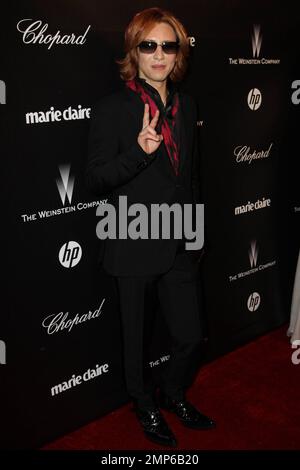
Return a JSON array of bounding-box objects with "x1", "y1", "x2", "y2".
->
[{"x1": 123, "y1": 87, "x2": 144, "y2": 130}]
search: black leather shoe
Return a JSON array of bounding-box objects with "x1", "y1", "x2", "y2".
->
[
  {"x1": 135, "y1": 407, "x2": 177, "y2": 447},
  {"x1": 158, "y1": 391, "x2": 216, "y2": 430}
]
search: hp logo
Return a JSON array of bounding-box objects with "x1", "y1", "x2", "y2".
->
[
  {"x1": 59, "y1": 241, "x2": 82, "y2": 268},
  {"x1": 247, "y1": 88, "x2": 262, "y2": 110},
  {"x1": 247, "y1": 292, "x2": 261, "y2": 312}
]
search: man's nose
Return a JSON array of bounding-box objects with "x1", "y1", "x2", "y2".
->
[{"x1": 153, "y1": 45, "x2": 164, "y2": 58}]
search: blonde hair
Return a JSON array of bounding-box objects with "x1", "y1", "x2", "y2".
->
[{"x1": 116, "y1": 7, "x2": 190, "y2": 82}]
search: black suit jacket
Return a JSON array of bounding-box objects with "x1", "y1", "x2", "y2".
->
[{"x1": 86, "y1": 84, "x2": 201, "y2": 276}]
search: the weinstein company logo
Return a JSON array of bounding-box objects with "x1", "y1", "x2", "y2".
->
[
  {"x1": 234, "y1": 143, "x2": 273, "y2": 164},
  {"x1": 0, "y1": 80, "x2": 6, "y2": 104},
  {"x1": 229, "y1": 24, "x2": 280, "y2": 65},
  {"x1": 229, "y1": 241, "x2": 276, "y2": 282},
  {"x1": 252, "y1": 24, "x2": 262, "y2": 58},
  {"x1": 56, "y1": 165, "x2": 74, "y2": 205},
  {"x1": 21, "y1": 163, "x2": 107, "y2": 223},
  {"x1": 0, "y1": 340, "x2": 6, "y2": 365},
  {"x1": 249, "y1": 240, "x2": 258, "y2": 268},
  {"x1": 16, "y1": 19, "x2": 91, "y2": 50}
]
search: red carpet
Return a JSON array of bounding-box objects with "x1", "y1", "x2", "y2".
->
[{"x1": 43, "y1": 325, "x2": 300, "y2": 450}]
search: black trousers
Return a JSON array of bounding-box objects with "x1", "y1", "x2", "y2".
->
[{"x1": 116, "y1": 249, "x2": 203, "y2": 410}]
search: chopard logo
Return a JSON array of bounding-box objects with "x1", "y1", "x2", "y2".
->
[
  {"x1": 16, "y1": 19, "x2": 91, "y2": 50},
  {"x1": 234, "y1": 143, "x2": 273, "y2": 164},
  {"x1": 42, "y1": 300, "x2": 105, "y2": 335}
]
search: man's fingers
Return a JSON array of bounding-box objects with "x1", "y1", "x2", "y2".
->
[
  {"x1": 149, "y1": 109, "x2": 160, "y2": 128},
  {"x1": 140, "y1": 126, "x2": 158, "y2": 137},
  {"x1": 142, "y1": 131, "x2": 163, "y2": 142},
  {"x1": 142, "y1": 103, "x2": 150, "y2": 129}
]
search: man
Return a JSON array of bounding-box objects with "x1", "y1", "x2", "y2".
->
[{"x1": 86, "y1": 7, "x2": 215, "y2": 447}]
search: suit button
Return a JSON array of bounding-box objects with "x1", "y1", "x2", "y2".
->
[{"x1": 137, "y1": 160, "x2": 148, "y2": 169}]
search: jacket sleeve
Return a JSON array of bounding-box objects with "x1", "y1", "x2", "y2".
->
[{"x1": 85, "y1": 97, "x2": 157, "y2": 196}]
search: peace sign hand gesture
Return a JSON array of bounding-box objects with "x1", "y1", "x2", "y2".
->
[{"x1": 137, "y1": 103, "x2": 163, "y2": 155}]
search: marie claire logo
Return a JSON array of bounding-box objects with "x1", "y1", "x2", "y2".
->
[
  {"x1": 42, "y1": 299, "x2": 105, "y2": 335},
  {"x1": 229, "y1": 241, "x2": 276, "y2": 282},
  {"x1": 234, "y1": 143, "x2": 273, "y2": 164},
  {"x1": 59, "y1": 241, "x2": 82, "y2": 268},
  {"x1": 229, "y1": 25, "x2": 280, "y2": 65},
  {"x1": 188, "y1": 36, "x2": 196, "y2": 47},
  {"x1": 25, "y1": 104, "x2": 91, "y2": 124},
  {"x1": 235, "y1": 197, "x2": 271, "y2": 216},
  {"x1": 17, "y1": 19, "x2": 91, "y2": 50},
  {"x1": 51, "y1": 362, "x2": 109, "y2": 396},
  {"x1": 247, "y1": 292, "x2": 261, "y2": 312}
]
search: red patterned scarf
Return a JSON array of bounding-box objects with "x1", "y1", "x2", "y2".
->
[{"x1": 126, "y1": 77, "x2": 180, "y2": 176}]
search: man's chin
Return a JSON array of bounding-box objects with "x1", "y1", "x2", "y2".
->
[{"x1": 148, "y1": 74, "x2": 169, "y2": 83}]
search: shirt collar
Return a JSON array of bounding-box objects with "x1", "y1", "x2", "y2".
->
[{"x1": 135, "y1": 76, "x2": 178, "y2": 109}]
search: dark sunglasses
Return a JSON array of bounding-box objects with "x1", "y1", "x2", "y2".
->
[{"x1": 137, "y1": 40, "x2": 180, "y2": 54}]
